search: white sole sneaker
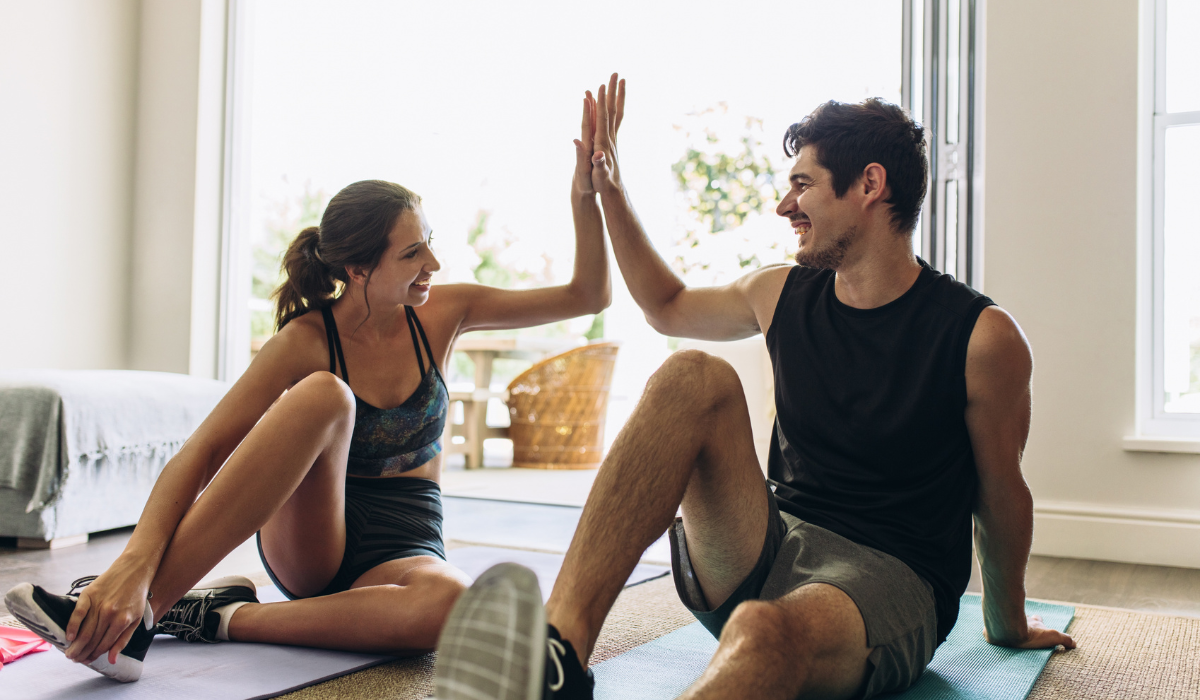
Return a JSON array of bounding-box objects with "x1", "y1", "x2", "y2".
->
[
  {"x1": 4, "y1": 582, "x2": 147, "y2": 682},
  {"x1": 434, "y1": 563, "x2": 547, "y2": 700}
]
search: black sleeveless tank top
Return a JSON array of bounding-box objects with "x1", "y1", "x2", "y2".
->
[
  {"x1": 765, "y1": 260, "x2": 994, "y2": 644},
  {"x1": 322, "y1": 306, "x2": 450, "y2": 477}
]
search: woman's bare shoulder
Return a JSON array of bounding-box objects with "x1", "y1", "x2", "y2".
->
[{"x1": 254, "y1": 309, "x2": 334, "y2": 380}]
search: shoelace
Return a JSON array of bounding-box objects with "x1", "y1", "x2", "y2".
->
[
  {"x1": 156, "y1": 592, "x2": 219, "y2": 643},
  {"x1": 67, "y1": 576, "x2": 98, "y2": 597},
  {"x1": 547, "y1": 638, "x2": 567, "y2": 692}
]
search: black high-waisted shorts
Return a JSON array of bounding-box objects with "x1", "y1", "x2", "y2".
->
[{"x1": 257, "y1": 475, "x2": 447, "y2": 600}]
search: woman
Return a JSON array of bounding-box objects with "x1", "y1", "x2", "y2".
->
[{"x1": 5, "y1": 92, "x2": 610, "y2": 682}]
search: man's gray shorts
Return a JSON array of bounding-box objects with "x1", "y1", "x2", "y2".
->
[{"x1": 668, "y1": 481, "x2": 937, "y2": 699}]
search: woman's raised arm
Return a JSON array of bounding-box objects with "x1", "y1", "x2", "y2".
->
[{"x1": 438, "y1": 93, "x2": 611, "y2": 334}]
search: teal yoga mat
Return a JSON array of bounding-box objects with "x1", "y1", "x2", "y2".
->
[{"x1": 592, "y1": 594, "x2": 1074, "y2": 700}]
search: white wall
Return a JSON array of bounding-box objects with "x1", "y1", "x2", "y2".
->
[
  {"x1": 984, "y1": 0, "x2": 1200, "y2": 568},
  {"x1": 129, "y1": 0, "x2": 225, "y2": 377},
  {"x1": 0, "y1": 0, "x2": 140, "y2": 369}
]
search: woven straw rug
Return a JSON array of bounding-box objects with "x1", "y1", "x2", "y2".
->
[{"x1": 4, "y1": 574, "x2": 1196, "y2": 698}]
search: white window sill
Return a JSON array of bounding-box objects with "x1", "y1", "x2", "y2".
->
[{"x1": 1123, "y1": 436, "x2": 1200, "y2": 454}]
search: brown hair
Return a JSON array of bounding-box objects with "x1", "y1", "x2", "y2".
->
[
  {"x1": 783, "y1": 98, "x2": 928, "y2": 234},
  {"x1": 273, "y1": 180, "x2": 421, "y2": 331}
]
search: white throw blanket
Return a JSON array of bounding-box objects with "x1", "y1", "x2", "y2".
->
[{"x1": 0, "y1": 370, "x2": 230, "y2": 514}]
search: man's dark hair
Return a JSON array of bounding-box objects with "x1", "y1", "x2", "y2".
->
[{"x1": 783, "y1": 98, "x2": 927, "y2": 234}]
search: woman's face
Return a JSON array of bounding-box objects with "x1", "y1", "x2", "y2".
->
[{"x1": 360, "y1": 206, "x2": 440, "y2": 308}]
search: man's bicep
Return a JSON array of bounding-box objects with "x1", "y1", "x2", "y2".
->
[
  {"x1": 965, "y1": 307, "x2": 1034, "y2": 502},
  {"x1": 655, "y1": 266, "x2": 791, "y2": 341},
  {"x1": 653, "y1": 285, "x2": 760, "y2": 340}
]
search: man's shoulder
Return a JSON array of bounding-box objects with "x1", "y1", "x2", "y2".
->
[{"x1": 920, "y1": 269, "x2": 994, "y2": 319}]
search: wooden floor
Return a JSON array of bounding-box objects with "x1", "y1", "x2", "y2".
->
[{"x1": 4, "y1": 519, "x2": 1200, "y2": 619}]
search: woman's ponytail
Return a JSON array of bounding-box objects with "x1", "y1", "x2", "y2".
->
[{"x1": 273, "y1": 226, "x2": 339, "y2": 331}]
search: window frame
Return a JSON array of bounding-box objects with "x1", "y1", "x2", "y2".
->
[
  {"x1": 1135, "y1": 0, "x2": 1200, "y2": 440},
  {"x1": 903, "y1": 0, "x2": 983, "y2": 288}
]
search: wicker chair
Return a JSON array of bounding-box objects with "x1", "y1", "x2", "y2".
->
[{"x1": 505, "y1": 342, "x2": 620, "y2": 469}]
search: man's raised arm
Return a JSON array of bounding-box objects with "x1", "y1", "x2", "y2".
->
[
  {"x1": 965, "y1": 307, "x2": 1076, "y2": 650},
  {"x1": 588, "y1": 74, "x2": 785, "y2": 341}
]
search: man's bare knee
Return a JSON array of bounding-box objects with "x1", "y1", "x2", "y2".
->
[
  {"x1": 649, "y1": 350, "x2": 745, "y2": 412},
  {"x1": 722, "y1": 599, "x2": 806, "y2": 656}
]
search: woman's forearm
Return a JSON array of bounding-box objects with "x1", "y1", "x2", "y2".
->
[{"x1": 567, "y1": 190, "x2": 611, "y2": 313}]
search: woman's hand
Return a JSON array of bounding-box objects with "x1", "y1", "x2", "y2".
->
[
  {"x1": 572, "y1": 92, "x2": 598, "y2": 197},
  {"x1": 590, "y1": 73, "x2": 626, "y2": 195},
  {"x1": 64, "y1": 559, "x2": 154, "y2": 666}
]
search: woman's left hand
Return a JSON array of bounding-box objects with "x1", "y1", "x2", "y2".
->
[{"x1": 572, "y1": 92, "x2": 598, "y2": 197}]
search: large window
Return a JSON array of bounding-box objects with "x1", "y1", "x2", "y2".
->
[
  {"x1": 218, "y1": 0, "x2": 906, "y2": 405},
  {"x1": 215, "y1": 1, "x2": 992, "y2": 458},
  {"x1": 1139, "y1": 0, "x2": 1200, "y2": 439}
]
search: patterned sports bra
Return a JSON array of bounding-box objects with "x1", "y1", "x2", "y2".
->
[{"x1": 322, "y1": 306, "x2": 449, "y2": 477}]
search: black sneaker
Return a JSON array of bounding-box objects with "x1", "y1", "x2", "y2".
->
[
  {"x1": 4, "y1": 576, "x2": 154, "y2": 682},
  {"x1": 433, "y1": 563, "x2": 595, "y2": 700},
  {"x1": 155, "y1": 575, "x2": 258, "y2": 643},
  {"x1": 545, "y1": 625, "x2": 595, "y2": 699}
]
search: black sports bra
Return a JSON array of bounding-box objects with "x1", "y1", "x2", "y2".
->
[{"x1": 322, "y1": 306, "x2": 449, "y2": 476}]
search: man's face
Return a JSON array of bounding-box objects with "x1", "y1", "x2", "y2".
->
[{"x1": 775, "y1": 145, "x2": 861, "y2": 270}]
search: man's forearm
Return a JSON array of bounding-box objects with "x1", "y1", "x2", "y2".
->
[
  {"x1": 598, "y1": 185, "x2": 685, "y2": 319},
  {"x1": 974, "y1": 486, "x2": 1035, "y2": 644}
]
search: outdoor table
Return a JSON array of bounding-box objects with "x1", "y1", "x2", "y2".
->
[{"x1": 448, "y1": 336, "x2": 574, "y2": 469}]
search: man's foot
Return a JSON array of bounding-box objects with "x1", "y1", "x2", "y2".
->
[
  {"x1": 155, "y1": 575, "x2": 259, "y2": 643},
  {"x1": 3, "y1": 576, "x2": 154, "y2": 682},
  {"x1": 434, "y1": 563, "x2": 595, "y2": 700},
  {"x1": 545, "y1": 624, "x2": 595, "y2": 699}
]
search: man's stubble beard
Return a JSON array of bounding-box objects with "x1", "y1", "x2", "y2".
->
[{"x1": 794, "y1": 224, "x2": 859, "y2": 270}]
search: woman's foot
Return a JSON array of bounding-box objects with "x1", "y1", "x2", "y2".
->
[
  {"x1": 155, "y1": 575, "x2": 259, "y2": 643},
  {"x1": 4, "y1": 576, "x2": 154, "y2": 682}
]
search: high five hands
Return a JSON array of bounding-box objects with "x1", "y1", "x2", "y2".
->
[{"x1": 572, "y1": 73, "x2": 626, "y2": 197}]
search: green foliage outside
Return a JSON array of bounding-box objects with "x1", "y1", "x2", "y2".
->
[
  {"x1": 669, "y1": 106, "x2": 791, "y2": 285},
  {"x1": 448, "y1": 208, "x2": 601, "y2": 389},
  {"x1": 673, "y1": 130, "x2": 778, "y2": 233}
]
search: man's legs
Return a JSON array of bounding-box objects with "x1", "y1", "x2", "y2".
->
[
  {"x1": 545, "y1": 349, "x2": 771, "y2": 663},
  {"x1": 546, "y1": 348, "x2": 875, "y2": 698}
]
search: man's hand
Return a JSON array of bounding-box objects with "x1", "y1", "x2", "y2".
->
[
  {"x1": 984, "y1": 613, "x2": 1077, "y2": 650},
  {"x1": 572, "y1": 91, "x2": 598, "y2": 197},
  {"x1": 591, "y1": 73, "x2": 625, "y2": 195}
]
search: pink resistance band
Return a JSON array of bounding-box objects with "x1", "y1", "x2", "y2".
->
[{"x1": 0, "y1": 626, "x2": 51, "y2": 670}]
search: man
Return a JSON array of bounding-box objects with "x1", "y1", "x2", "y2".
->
[{"x1": 434, "y1": 74, "x2": 1075, "y2": 700}]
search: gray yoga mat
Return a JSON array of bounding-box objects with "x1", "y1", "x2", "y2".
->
[
  {"x1": 0, "y1": 547, "x2": 667, "y2": 699},
  {"x1": 0, "y1": 585, "x2": 390, "y2": 700},
  {"x1": 592, "y1": 594, "x2": 1075, "y2": 700}
]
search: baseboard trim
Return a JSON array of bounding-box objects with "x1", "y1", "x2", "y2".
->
[
  {"x1": 16, "y1": 534, "x2": 89, "y2": 550},
  {"x1": 1033, "y1": 501, "x2": 1200, "y2": 569}
]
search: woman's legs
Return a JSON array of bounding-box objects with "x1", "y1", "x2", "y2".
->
[
  {"x1": 145, "y1": 369, "x2": 468, "y2": 655},
  {"x1": 227, "y1": 555, "x2": 471, "y2": 653},
  {"x1": 147, "y1": 371, "x2": 356, "y2": 618}
]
